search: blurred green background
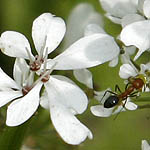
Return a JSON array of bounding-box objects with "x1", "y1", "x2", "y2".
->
[{"x1": 0, "y1": 0, "x2": 150, "y2": 150}]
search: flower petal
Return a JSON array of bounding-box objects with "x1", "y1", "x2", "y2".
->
[
  {"x1": 119, "y1": 64, "x2": 138, "y2": 79},
  {"x1": 0, "y1": 67, "x2": 20, "y2": 89},
  {"x1": 105, "y1": 13, "x2": 121, "y2": 24},
  {"x1": 121, "y1": 14, "x2": 145, "y2": 27},
  {"x1": 120, "y1": 20, "x2": 150, "y2": 60},
  {"x1": 99, "y1": 0, "x2": 138, "y2": 18},
  {"x1": 51, "y1": 33, "x2": 120, "y2": 70},
  {"x1": 49, "y1": 97, "x2": 93, "y2": 145},
  {"x1": 6, "y1": 82, "x2": 43, "y2": 126},
  {"x1": 13, "y1": 58, "x2": 30, "y2": 87},
  {"x1": 0, "y1": 90, "x2": 22, "y2": 108},
  {"x1": 125, "y1": 101, "x2": 138, "y2": 110},
  {"x1": 32, "y1": 13, "x2": 66, "y2": 55},
  {"x1": 0, "y1": 31, "x2": 33, "y2": 59},
  {"x1": 84, "y1": 24, "x2": 106, "y2": 36},
  {"x1": 63, "y1": 3, "x2": 103, "y2": 48},
  {"x1": 142, "y1": 140, "x2": 150, "y2": 150},
  {"x1": 90, "y1": 105, "x2": 113, "y2": 117},
  {"x1": 40, "y1": 90, "x2": 49, "y2": 110},
  {"x1": 44, "y1": 76, "x2": 88, "y2": 114},
  {"x1": 40, "y1": 75, "x2": 77, "y2": 110},
  {"x1": 73, "y1": 69, "x2": 93, "y2": 89},
  {"x1": 94, "y1": 88, "x2": 111, "y2": 104},
  {"x1": 108, "y1": 57, "x2": 118, "y2": 67},
  {"x1": 138, "y1": 0, "x2": 145, "y2": 14},
  {"x1": 143, "y1": 0, "x2": 150, "y2": 19}
]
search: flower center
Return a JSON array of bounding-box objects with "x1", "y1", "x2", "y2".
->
[{"x1": 30, "y1": 55, "x2": 44, "y2": 71}]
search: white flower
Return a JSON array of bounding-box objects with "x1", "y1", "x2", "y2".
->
[
  {"x1": 142, "y1": 140, "x2": 150, "y2": 150},
  {"x1": 0, "y1": 58, "x2": 43, "y2": 126},
  {"x1": 119, "y1": 62, "x2": 150, "y2": 79},
  {"x1": 119, "y1": 62, "x2": 150, "y2": 92},
  {"x1": 120, "y1": 0, "x2": 150, "y2": 60},
  {"x1": 0, "y1": 13, "x2": 119, "y2": 71},
  {"x1": 0, "y1": 12, "x2": 120, "y2": 145},
  {"x1": 120, "y1": 20, "x2": 150, "y2": 60},
  {"x1": 90, "y1": 89, "x2": 137, "y2": 117},
  {"x1": 1, "y1": 59, "x2": 92, "y2": 145}
]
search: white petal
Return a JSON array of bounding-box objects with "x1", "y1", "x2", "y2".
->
[
  {"x1": 138, "y1": 0, "x2": 145, "y2": 14},
  {"x1": 143, "y1": 0, "x2": 150, "y2": 19},
  {"x1": 94, "y1": 88, "x2": 111, "y2": 104},
  {"x1": 142, "y1": 140, "x2": 150, "y2": 150},
  {"x1": 84, "y1": 24, "x2": 106, "y2": 36},
  {"x1": 51, "y1": 33, "x2": 120, "y2": 70},
  {"x1": 0, "y1": 90, "x2": 22, "y2": 108},
  {"x1": 63, "y1": 3, "x2": 103, "y2": 49},
  {"x1": 125, "y1": 101, "x2": 138, "y2": 110},
  {"x1": 105, "y1": 13, "x2": 121, "y2": 24},
  {"x1": 0, "y1": 67, "x2": 20, "y2": 89},
  {"x1": 6, "y1": 82, "x2": 43, "y2": 126},
  {"x1": 44, "y1": 76, "x2": 88, "y2": 114},
  {"x1": 140, "y1": 63, "x2": 150, "y2": 74},
  {"x1": 119, "y1": 64, "x2": 138, "y2": 79},
  {"x1": 0, "y1": 31, "x2": 33, "y2": 59},
  {"x1": 112, "y1": 105, "x2": 126, "y2": 115},
  {"x1": 51, "y1": 75, "x2": 76, "y2": 85},
  {"x1": 40, "y1": 75, "x2": 77, "y2": 110},
  {"x1": 108, "y1": 57, "x2": 118, "y2": 67},
  {"x1": 13, "y1": 58, "x2": 29, "y2": 87},
  {"x1": 90, "y1": 105, "x2": 113, "y2": 117},
  {"x1": 99, "y1": 0, "x2": 138, "y2": 18},
  {"x1": 121, "y1": 14, "x2": 145, "y2": 27},
  {"x1": 120, "y1": 53, "x2": 131, "y2": 64},
  {"x1": 73, "y1": 69, "x2": 93, "y2": 89},
  {"x1": 40, "y1": 90, "x2": 49, "y2": 110},
  {"x1": 32, "y1": 13, "x2": 66, "y2": 55},
  {"x1": 124, "y1": 46, "x2": 136, "y2": 55},
  {"x1": 120, "y1": 20, "x2": 150, "y2": 60},
  {"x1": 49, "y1": 98, "x2": 93, "y2": 145}
]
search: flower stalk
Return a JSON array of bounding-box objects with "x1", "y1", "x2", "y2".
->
[{"x1": 0, "y1": 119, "x2": 30, "y2": 150}]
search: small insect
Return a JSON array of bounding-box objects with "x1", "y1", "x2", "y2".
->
[{"x1": 103, "y1": 76, "x2": 146, "y2": 108}]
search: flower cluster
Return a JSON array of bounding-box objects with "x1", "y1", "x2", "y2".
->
[
  {"x1": 1, "y1": 0, "x2": 150, "y2": 147},
  {"x1": 0, "y1": 12, "x2": 120, "y2": 145}
]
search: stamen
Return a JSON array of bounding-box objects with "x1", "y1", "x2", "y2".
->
[
  {"x1": 34, "y1": 62, "x2": 58, "y2": 84},
  {"x1": 25, "y1": 71, "x2": 35, "y2": 87},
  {"x1": 39, "y1": 35, "x2": 47, "y2": 59},
  {"x1": 43, "y1": 47, "x2": 48, "y2": 71},
  {"x1": 22, "y1": 86, "x2": 32, "y2": 96},
  {"x1": 25, "y1": 47, "x2": 34, "y2": 63}
]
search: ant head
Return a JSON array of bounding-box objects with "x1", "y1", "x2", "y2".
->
[{"x1": 104, "y1": 95, "x2": 119, "y2": 108}]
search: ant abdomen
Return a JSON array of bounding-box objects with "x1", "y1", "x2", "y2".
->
[{"x1": 104, "y1": 96, "x2": 119, "y2": 108}]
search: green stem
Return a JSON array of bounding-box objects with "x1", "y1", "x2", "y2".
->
[
  {"x1": 0, "y1": 120, "x2": 30, "y2": 150},
  {"x1": 138, "y1": 104, "x2": 150, "y2": 109}
]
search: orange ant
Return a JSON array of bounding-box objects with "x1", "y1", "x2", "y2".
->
[{"x1": 103, "y1": 75, "x2": 146, "y2": 108}]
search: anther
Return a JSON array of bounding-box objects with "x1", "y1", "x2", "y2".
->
[{"x1": 22, "y1": 86, "x2": 32, "y2": 96}]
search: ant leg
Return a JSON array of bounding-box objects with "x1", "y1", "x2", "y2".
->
[
  {"x1": 100, "y1": 90, "x2": 117, "y2": 103},
  {"x1": 129, "y1": 91, "x2": 139, "y2": 98},
  {"x1": 125, "y1": 83, "x2": 130, "y2": 90},
  {"x1": 122, "y1": 99, "x2": 128, "y2": 108},
  {"x1": 115, "y1": 84, "x2": 122, "y2": 93},
  {"x1": 114, "y1": 98, "x2": 128, "y2": 120}
]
